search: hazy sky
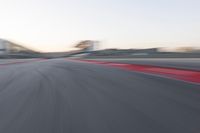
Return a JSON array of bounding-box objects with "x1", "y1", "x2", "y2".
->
[{"x1": 0, "y1": 0, "x2": 200, "y2": 52}]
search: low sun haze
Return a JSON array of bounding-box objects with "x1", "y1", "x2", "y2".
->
[{"x1": 0, "y1": 0, "x2": 199, "y2": 52}]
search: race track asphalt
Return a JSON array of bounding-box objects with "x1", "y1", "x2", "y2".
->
[{"x1": 0, "y1": 58, "x2": 199, "y2": 133}]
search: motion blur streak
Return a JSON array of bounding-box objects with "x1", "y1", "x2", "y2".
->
[
  {"x1": 0, "y1": 58, "x2": 200, "y2": 133},
  {"x1": 75, "y1": 59, "x2": 200, "y2": 84}
]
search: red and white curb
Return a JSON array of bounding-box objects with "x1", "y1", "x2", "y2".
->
[{"x1": 72, "y1": 59, "x2": 200, "y2": 84}]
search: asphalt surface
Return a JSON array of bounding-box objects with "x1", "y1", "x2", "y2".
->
[
  {"x1": 86, "y1": 58, "x2": 200, "y2": 71},
  {"x1": 0, "y1": 58, "x2": 200, "y2": 133},
  {"x1": 0, "y1": 58, "x2": 41, "y2": 65}
]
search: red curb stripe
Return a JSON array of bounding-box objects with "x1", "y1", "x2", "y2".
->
[{"x1": 73, "y1": 59, "x2": 200, "y2": 84}]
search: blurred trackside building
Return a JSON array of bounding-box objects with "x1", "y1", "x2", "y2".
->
[
  {"x1": 0, "y1": 39, "x2": 35, "y2": 54},
  {"x1": 75, "y1": 40, "x2": 99, "y2": 52},
  {"x1": 0, "y1": 39, "x2": 40, "y2": 58}
]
